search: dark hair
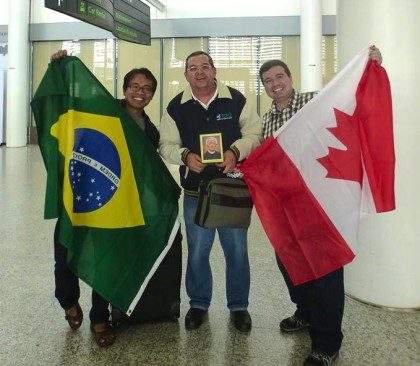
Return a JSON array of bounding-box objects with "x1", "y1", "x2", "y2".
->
[
  {"x1": 259, "y1": 60, "x2": 292, "y2": 82},
  {"x1": 123, "y1": 68, "x2": 157, "y2": 93},
  {"x1": 185, "y1": 51, "x2": 215, "y2": 72}
]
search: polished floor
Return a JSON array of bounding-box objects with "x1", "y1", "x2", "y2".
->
[{"x1": 1, "y1": 145, "x2": 419, "y2": 366}]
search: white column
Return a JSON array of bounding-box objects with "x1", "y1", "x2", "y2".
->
[
  {"x1": 6, "y1": 0, "x2": 30, "y2": 147},
  {"x1": 300, "y1": 0, "x2": 322, "y2": 92},
  {"x1": 0, "y1": 52, "x2": 7, "y2": 144},
  {"x1": 0, "y1": 72, "x2": 5, "y2": 144},
  {"x1": 337, "y1": 0, "x2": 420, "y2": 308}
]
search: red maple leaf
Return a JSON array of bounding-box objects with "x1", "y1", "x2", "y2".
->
[{"x1": 317, "y1": 108, "x2": 362, "y2": 185}]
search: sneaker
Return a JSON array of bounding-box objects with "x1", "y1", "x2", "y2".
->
[
  {"x1": 185, "y1": 308, "x2": 207, "y2": 330},
  {"x1": 231, "y1": 310, "x2": 252, "y2": 332},
  {"x1": 303, "y1": 351, "x2": 339, "y2": 366},
  {"x1": 279, "y1": 314, "x2": 309, "y2": 332}
]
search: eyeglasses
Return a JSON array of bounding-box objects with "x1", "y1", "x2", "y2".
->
[
  {"x1": 128, "y1": 84, "x2": 154, "y2": 94},
  {"x1": 186, "y1": 64, "x2": 212, "y2": 73}
]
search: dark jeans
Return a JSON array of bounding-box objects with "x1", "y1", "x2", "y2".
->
[
  {"x1": 54, "y1": 221, "x2": 109, "y2": 324},
  {"x1": 276, "y1": 253, "x2": 344, "y2": 355}
]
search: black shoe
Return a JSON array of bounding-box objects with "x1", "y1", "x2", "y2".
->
[
  {"x1": 231, "y1": 310, "x2": 252, "y2": 332},
  {"x1": 185, "y1": 308, "x2": 207, "y2": 330},
  {"x1": 303, "y1": 351, "x2": 339, "y2": 366},
  {"x1": 279, "y1": 314, "x2": 309, "y2": 332}
]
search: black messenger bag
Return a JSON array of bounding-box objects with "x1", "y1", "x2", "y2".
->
[{"x1": 194, "y1": 177, "x2": 253, "y2": 228}]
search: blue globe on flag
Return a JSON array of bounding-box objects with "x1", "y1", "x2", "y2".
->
[{"x1": 69, "y1": 128, "x2": 121, "y2": 213}]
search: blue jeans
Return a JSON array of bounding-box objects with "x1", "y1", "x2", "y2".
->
[{"x1": 183, "y1": 195, "x2": 250, "y2": 311}]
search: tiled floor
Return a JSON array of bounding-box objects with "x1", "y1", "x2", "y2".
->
[{"x1": 1, "y1": 145, "x2": 419, "y2": 366}]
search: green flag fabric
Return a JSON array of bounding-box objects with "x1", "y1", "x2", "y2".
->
[{"x1": 31, "y1": 57, "x2": 180, "y2": 314}]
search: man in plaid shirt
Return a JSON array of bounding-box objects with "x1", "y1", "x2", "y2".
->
[
  {"x1": 259, "y1": 46, "x2": 382, "y2": 366},
  {"x1": 261, "y1": 69, "x2": 316, "y2": 140}
]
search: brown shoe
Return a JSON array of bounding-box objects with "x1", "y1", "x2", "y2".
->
[
  {"x1": 64, "y1": 303, "x2": 83, "y2": 330},
  {"x1": 90, "y1": 322, "x2": 116, "y2": 347}
]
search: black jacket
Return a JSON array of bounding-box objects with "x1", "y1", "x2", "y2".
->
[{"x1": 166, "y1": 87, "x2": 245, "y2": 192}]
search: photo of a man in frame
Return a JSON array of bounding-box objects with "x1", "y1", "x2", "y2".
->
[{"x1": 200, "y1": 133, "x2": 223, "y2": 163}]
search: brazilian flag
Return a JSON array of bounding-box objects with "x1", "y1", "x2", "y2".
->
[{"x1": 31, "y1": 57, "x2": 180, "y2": 314}]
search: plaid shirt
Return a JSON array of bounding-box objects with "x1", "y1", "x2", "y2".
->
[{"x1": 262, "y1": 89, "x2": 317, "y2": 140}]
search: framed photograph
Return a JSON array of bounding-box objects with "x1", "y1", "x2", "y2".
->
[{"x1": 199, "y1": 133, "x2": 224, "y2": 164}]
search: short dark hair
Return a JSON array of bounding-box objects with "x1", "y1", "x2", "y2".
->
[
  {"x1": 123, "y1": 68, "x2": 157, "y2": 93},
  {"x1": 259, "y1": 60, "x2": 292, "y2": 82},
  {"x1": 185, "y1": 51, "x2": 215, "y2": 72}
]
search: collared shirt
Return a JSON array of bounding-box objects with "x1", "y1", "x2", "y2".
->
[
  {"x1": 262, "y1": 89, "x2": 317, "y2": 140},
  {"x1": 191, "y1": 85, "x2": 218, "y2": 110}
]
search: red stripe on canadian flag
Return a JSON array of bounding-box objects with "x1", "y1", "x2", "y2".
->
[
  {"x1": 241, "y1": 48, "x2": 395, "y2": 285},
  {"x1": 356, "y1": 61, "x2": 395, "y2": 213}
]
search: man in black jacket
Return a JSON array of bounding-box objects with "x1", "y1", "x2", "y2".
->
[{"x1": 159, "y1": 51, "x2": 261, "y2": 332}]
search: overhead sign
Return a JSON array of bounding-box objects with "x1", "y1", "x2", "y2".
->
[{"x1": 45, "y1": 0, "x2": 151, "y2": 45}]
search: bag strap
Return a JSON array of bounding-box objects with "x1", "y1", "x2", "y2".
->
[{"x1": 202, "y1": 182, "x2": 213, "y2": 225}]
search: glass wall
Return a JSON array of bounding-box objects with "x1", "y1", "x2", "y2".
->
[
  {"x1": 117, "y1": 39, "x2": 161, "y2": 124},
  {"x1": 32, "y1": 35, "x2": 337, "y2": 130},
  {"x1": 322, "y1": 35, "x2": 337, "y2": 86},
  {"x1": 161, "y1": 37, "x2": 207, "y2": 109},
  {"x1": 209, "y1": 36, "x2": 259, "y2": 112},
  {"x1": 32, "y1": 40, "x2": 116, "y2": 96}
]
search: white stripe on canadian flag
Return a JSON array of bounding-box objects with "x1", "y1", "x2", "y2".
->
[{"x1": 241, "y1": 47, "x2": 395, "y2": 285}]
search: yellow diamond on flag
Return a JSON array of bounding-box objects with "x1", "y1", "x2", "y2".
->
[{"x1": 50, "y1": 110, "x2": 145, "y2": 228}]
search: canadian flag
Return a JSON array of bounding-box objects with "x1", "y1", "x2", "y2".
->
[{"x1": 241, "y1": 48, "x2": 395, "y2": 285}]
